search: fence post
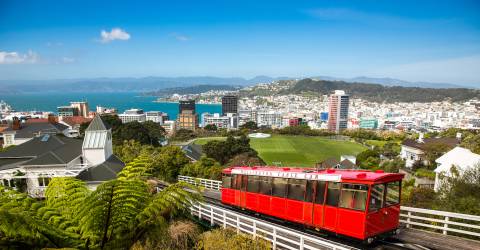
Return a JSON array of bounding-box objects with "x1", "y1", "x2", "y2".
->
[
  {"x1": 223, "y1": 211, "x2": 226, "y2": 228},
  {"x1": 443, "y1": 216, "x2": 449, "y2": 235},
  {"x1": 210, "y1": 206, "x2": 214, "y2": 226},
  {"x1": 406, "y1": 211, "x2": 411, "y2": 228},
  {"x1": 272, "y1": 228, "x2": 277, "y2": 250},
  {"x1": 299, "y1": 235, "x2": 304, "y2": 250},
  {"x1": 253, "y1": 221, "x2": 257, "y2": 239},
  {"x1": 236, "y1": 216, "x2": 240, "y2": 233},
  {"x1": 198, "y1": 204, "x2": 202, "y2": 219}
]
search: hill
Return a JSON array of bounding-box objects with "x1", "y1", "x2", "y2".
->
[{"x1": 284, "y1": 78, "x2": 480, "y2": 103}]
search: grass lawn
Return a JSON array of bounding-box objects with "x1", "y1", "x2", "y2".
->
[{"x1": 194, "y1": 135, "x2": 367, "y2": 167}]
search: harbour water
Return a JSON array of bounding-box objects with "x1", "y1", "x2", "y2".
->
[{"x1": 1, "y1": 92, "x2": 221, "y2": 120}]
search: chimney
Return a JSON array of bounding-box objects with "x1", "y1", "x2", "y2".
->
[
  {"x1": 48, "y1": 114, "x2": 57, "y2": 123},
  {"x1": 12, "y1": 117, "x2": 21, "y2": 130}
]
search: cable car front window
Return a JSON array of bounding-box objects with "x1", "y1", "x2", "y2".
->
[
  {"x1": 339, "y1": 183, "x2": 368, "y2": 211},
  {"x1": 386, "y1": 181, "x2": 401, "y2": 206},
  {"x1": 326, "y1": 182, "x2": 341, "y2": 206},
  {"x1": 369, "y1": 184, "x2": 385, "y2": 212}
]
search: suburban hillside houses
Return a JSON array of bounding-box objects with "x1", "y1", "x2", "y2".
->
[
  {"x1": 0, "y1": 115, "x2": 125, "y2": 197},
  {"x1": 2, "y1": 116, "x2": 69, "y2": 148},
  {"x1": 434, "y1": 147, "x2": 480, "y2": 192},
  {"x1": 400, "y1": 134, "x2": 460, "y2": 168}
]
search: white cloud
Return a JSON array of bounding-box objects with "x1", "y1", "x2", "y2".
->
[
  {"x1": 0, "y1": 50, "x2": 39, "y2": 64},
  {"x1": 61, "y1": 57, "x2": 75, "y2": 63},
  {"x1": 170, "y1": 33, "x2": 189, "y2": 41},
  {"x1": 100, "y1": 28, "x2": 131, "y2": 43}
]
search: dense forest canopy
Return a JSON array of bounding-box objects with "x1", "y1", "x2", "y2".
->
[{"x1": 284, "y1": 78, "x2": 480, "y2": 103}]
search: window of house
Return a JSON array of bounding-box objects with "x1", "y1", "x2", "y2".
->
[
  {"x1": 272, "y1": 178, "x2": 287, "y2": 198},
  {"x1": 339, "y1": 183, "x2": 368, "y2": 211},
  {"x1": 326, "y1": 182, "x2": 341, "y2": 206},
  {"x1": 38, "y1": 177, "x2": 51, "y2": 187},
  {"x1": 287, "y1": 179, "x2": 306, "y2": 201},
  {"x1": 222, "y1": 174, "x2": 232, "y2": 189},
  {"x1": 386, "y1": 181, "x2": 401, "y2": 206},
  {"x1": 247, "y1": 175, "x2": 259, "y2": 193},
  {"x1": 258, "y1": 176, "x2": 271, "y2": 195},
  {"x1": 369, "y1": 184, "x2": 385, "y2": 211},
  {"x1": 315, "y1": 181, "x2": 327, "y2": 204}
]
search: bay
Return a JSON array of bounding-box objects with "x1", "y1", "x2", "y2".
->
[{"x1": 1, "y1": 92, "x2": 221, "y2": 120}]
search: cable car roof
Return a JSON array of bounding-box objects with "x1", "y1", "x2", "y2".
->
[{"x1": 222, "y1": 166, "x2": 404, "y2": 182}]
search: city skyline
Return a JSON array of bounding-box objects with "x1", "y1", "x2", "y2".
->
[{"x1": 0, "y1": 0, "x2": 479, "y2": 87}]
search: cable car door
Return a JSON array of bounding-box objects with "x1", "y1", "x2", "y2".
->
[{"x1": 240, "y1": 175, "x2": 248, "y2": 208}]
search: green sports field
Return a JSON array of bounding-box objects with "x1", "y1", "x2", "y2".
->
[{"x1": 194, "y1": 135, "x2": 367, "y2": 167}]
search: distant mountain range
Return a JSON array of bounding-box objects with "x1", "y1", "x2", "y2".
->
[{"x1": 0, "y1": 75, "x2": 476, "y2": 94}]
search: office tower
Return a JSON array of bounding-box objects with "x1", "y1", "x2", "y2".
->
[
  {"x1": 70, "y1": 101, "x2": 89, "y2": 118},
  {"x1": 327, "y1": 90, "x2": 349, "y2": 133},
  {"x1": 179, "y1": 100, "x2": 196, "y2": 114},
  {"x1": 222, "y1": 95, "x2": 238, "y2": 115}
]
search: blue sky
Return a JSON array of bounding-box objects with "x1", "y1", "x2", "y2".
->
[{"x1": 0, "y1": 0, "x2": 479, "y2": 86}]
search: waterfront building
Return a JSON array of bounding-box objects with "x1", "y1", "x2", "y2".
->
[
  {"x1": 177, "y1": 110, "x2": 198, "y2": 131},
  {"x1": 96, "y1": 106, "x2": 117, "y2": 115},
  {"x1": 70, "y1": 101, "x2": 89, "y2": 118},
  {"x1": 202, "y1": 112, "x2": 238, "y2": 129},
  {"x1": 327, "y1": 90, "x2": 349, "y2": 133},
  {"x1": 145, "y1": 111, "x2": 169, "y2": 124},
  {"x1": 359, "y1": 118, "x2": 378, "y2": 129},
  {"x1": 222, "y1": 95, "x2": 238, "y2": 115},
  {"x1": 118, "y1": 109, "x2": 146, "y2": 123},
  {"x1": 57, "y1": 106, "x2": 79, "y2": 117},
  {"x1": 0, "y1": 115, "x2": 125, "y2": 197}
]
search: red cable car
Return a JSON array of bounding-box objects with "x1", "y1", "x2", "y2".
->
[{"x1": 221, "y1": 166, "x2": 404, "y2": 242}]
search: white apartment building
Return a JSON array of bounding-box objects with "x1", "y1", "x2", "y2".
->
[
  {"x1": 146, "y1": 111, "x2": 168, "y2": 124},
  {"x1": 162, "y1": 120, "x2": 176, "y2": 136},
  {"x1": 201, "y1": 113, "x2": 238, "y2": 129},
  {"x1": 256, "y1": 110, "x2": 283, "y2": 128},
  {"x1": 118, "y1": 109, "x2": 146, "y2": 123}
]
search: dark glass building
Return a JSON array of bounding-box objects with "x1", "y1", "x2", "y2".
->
[
  {"x1": 179, "y1": 100, "x2": 196, "y2": 114},
  {"x1": 222, "y1": 95, "x2": 238, "y2": 115}
]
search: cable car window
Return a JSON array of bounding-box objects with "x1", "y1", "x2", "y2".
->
[
  {"x1": 222, "y1": 175, "x2": 232, "y2": 189},
  {"x1": 247, "y1": 175, "x2": 259, "y2": 193},
  {"x1": 369, "y1": 184, "x2": 385, "y2": 212},
  {"x1": 258, "y1": 176, "x2": 271, "y2": 195},
  {"x1": 272, "y1": 178, "x2": 287, "y2": 198},
  {"x1": 326, "y1": 182, "x2": 341, "y2": 206},
  {"x1": 339, "y1": 184, "x2": 368, "y2": 211},
  {"x1": 287, "y1": 179, "x2": 306, "y2": 201},
  {"x1": 233, "y1": 175, "x2": 242, "y2": 190},
  {"x1": 386, "y1": 181, "x2": 400, "y2": 206},
  {"x1": 231, "y1": 175, "x2": 237, "y2": 190},
  {"x1": 305, "y1": 180, "x2": 314, "y2": 202},
  {"x1": 241, "y1": 175, "x2": 247, "y2": 191},
  {"x1": 315, "y1": 181, "x2": 326, "y2": 204}
]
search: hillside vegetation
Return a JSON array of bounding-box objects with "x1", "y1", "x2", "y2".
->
[{"x1": 283, "y1": 78, "x2": 480, "y2": 103}]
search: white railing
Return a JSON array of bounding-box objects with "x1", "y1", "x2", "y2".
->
[
  {"x1": 400, "y1": 206, "x2": 480, "y2": 239},
  {"x1": 179, "y1": 176, "x2": 480, "y2": 240},
  {"x1": 191, "y1": 202, "x2": 355, "y2": 250},
  {"x1": 178, "y1": 175, "x2": 222, "y2": 190}
]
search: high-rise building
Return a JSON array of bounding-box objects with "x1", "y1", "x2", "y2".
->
[
  {"x1": 179, "y1": 100, "x2": 196, "y2": 114},
  {"x1": 177, "y1": 110, "x2": 198, "y2": 131},
  {"x1": 327, "y1": 90, "x2": 349, "y2": 133},
  {"x1": 145, "y1": 111, "x2": 169, "y2": 124},
  {"x1": 201, "y1": 112, "x2": 238, "y2": 129},
  {"x1": 70, "y1": 102, "x2": 89, "y2": 118},
  {"x1": 222, "y1": 95, "x2": 238, "y2": 115}
]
